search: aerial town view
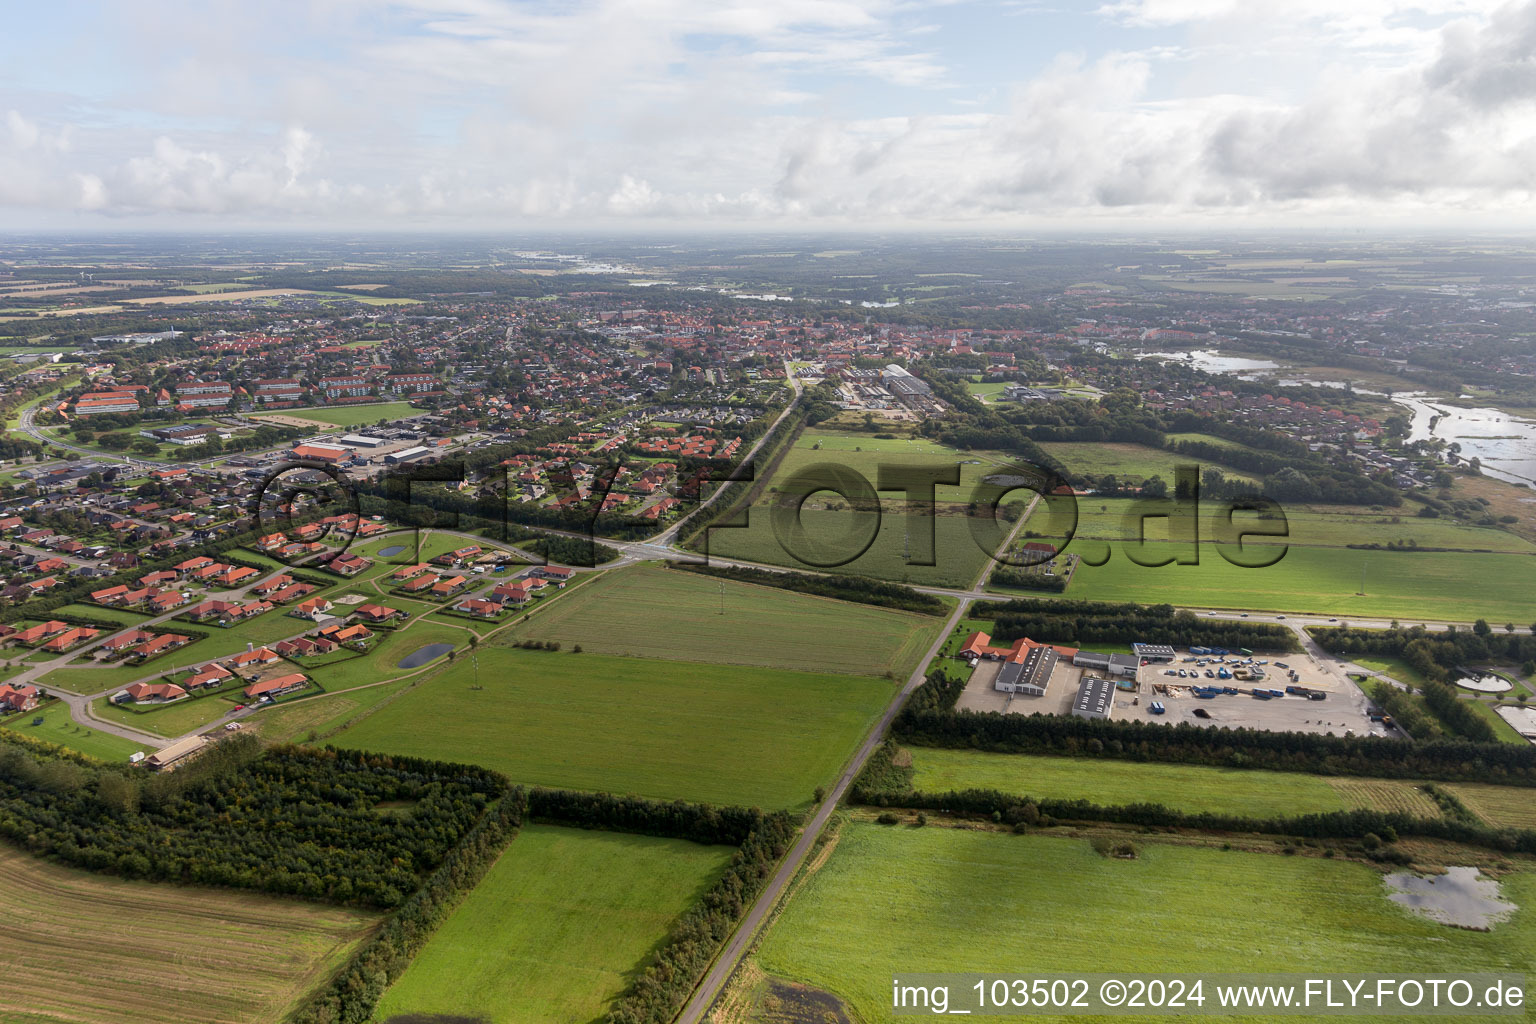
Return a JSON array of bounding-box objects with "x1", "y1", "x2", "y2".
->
[{"x1": 1, "y1": 3, "x2": 1535, "y2": 1024}]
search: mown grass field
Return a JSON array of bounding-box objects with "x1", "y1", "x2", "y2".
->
[
  {"x1": 375, "y1": 825, "x2": 730, "y2": 1023},
  {"x1": 0, "y1": 844, "x2": 376, "y2": 1024},
  {"x1": 251, "y1": 401, "x2": 420, "y2": 427},
  {"x1": 754, "y1": 824, "x2": 1536, "y2": 1024},
  {"x1": 0, "y1": 701, "x2": 145, "y2": 761},
  {"x1": 908, "y1": 749, "x2": 1351, "y2": 819},
  {"x1": 907, "y1": 749, "x2": 1448, "y2": 821},
  {"x1": 89, "y1": 691, "x2": 236, "y2": 738},
  {"x1": 1445, "y1": 783, "x2": 1536, "y2": 829},
  {"x1": 1037, "y1": 439, "x2": 1260, "y2": 485},
  {"x1": 54, "y1": 603, "x2": 151, "y2": 627},
  {"x1": 250, "y1": 677, "x2": 416, "y2": 743},
  {"x1": 300, "y1": 620, "x2": 473, "y2": 690},
  {"x1": 333, "y1": 647, "x2": 896, "y2": 809},
  {"x1": 500, "y1": 564, "x2": 937, "y2": 678}
]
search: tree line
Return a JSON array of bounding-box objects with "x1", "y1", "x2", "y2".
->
[{"x1": 973, "y1": 596, "x2": 1298, "y2": 651}]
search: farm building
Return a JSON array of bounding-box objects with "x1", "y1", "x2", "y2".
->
[
  {"x1": 1071, "y1": 677, "x2": 1117, "y2": 721},
  {"x1": 994, "y1": 644, "x2": 1058, "y2": 696},
  {"x1": 145, "y1": 735, "x2": 205, "y2": 769}
]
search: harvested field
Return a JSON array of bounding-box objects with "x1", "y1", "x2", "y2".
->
[
  {"x1": 1326, "y1": 777, "x2": 1443, "y2": 819},
  {"x1": 1444, "y1": 783, "x2": 1536, "y2": 829},
  {"x1": 0, "y1": 844, "x2": 376, "y2": 1024}
]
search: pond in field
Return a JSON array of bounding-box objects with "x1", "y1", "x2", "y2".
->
[
  {"x1": 377, "y1": 544, "x2": 406, "y2": 558},
  {"x1": 1137, "y1": 349, "x2": 1281, "y2": 374},
  {"x1": 396, "y1": 643, "x2": 454, "y2": 669},
  {"x1": 1385, "y1": 867, "x2": 1516, "y2": 929}
]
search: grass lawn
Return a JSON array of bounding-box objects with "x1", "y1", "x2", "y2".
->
[
  {"x1": 0, "y1": 701, "x2": 145, "y2": 760},
  {"x1": 249, "y1": 677, "x2": 417, "y2": 743},
  {"x1": 1351, "y1": 654, "x2": 1433, "y2": 688},
  {"x1": 300, "y1": 620, "x2": 473, "y2": 690},
  {"x1": 499, "y1": 564, "x2": 937, "y2": 678},
  {"x1": 0, "y1": 844, "x2": 376, "y2": 1024},
  {"x1": 333, "y1": 647, "x2": 897, "y2": 809},
  {"x1": 252, "y1": 401, "x2": 420, "y2": 428},
  {"x1": 54, "y1": 603, "x2": 151, "y2": 627},
  {"x1": 375, "y1": 825, "x2": 730, "y2": 1024},
  {"x1": 1036, "y1": 440, "x2": 1260, "y2": 485},
  {"x1": 89, "y1": 692, "x2": 238, "y2": 738},
  {"x1": 753, "y1": 824, "x2": 1536, "y2": 1024}
]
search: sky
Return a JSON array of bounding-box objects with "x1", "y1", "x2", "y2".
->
[{"x1": 3, "y1": 0, "x2": 1536, "y2": 230}]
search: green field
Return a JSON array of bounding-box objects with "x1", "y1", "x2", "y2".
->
[
  {"x1": 1037, "y1": 440, "x2": 1260, "y2": 485},
  {"x1": 1445, "y1": 782, "x2": 1536, "y2": 829},
  {"x1": 754, "y1": 824, "x2": 1536, "y2": 1023},
  {"x1": 301, "y1": 620, "x2": 473, "y2": 690},
  {"x1": 89, "y1": 691, "x2": 236, "y2": 738},
  {"x1": 333, "y1": 647, "x2": 896, "y2": 808},
  {"x1": 54, "y1": 603, "x2": 151, "y2": 627},
  {"x1": 908, "y1": 749, "x2": 1447, "y2": 821},
  {"x1": 499, "y1": 564, "x2": 936, "y2": 678},
  {"x1": 249, "y1": 678, "x2": 417, "y2": 743},
  {"x1": 252, "y1": 401, "x2": 420, "y2": 427},
  {"x1": 375, "y1": 825, "x2": 730, "y2": 1023},
  {"x1": 0, "y1": 701, "x2": 146, "y2": 761}
]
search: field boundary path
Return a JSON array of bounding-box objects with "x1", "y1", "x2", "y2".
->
[{"x1": 674, "y1": 594, "x2": 972, "y2": 1024}]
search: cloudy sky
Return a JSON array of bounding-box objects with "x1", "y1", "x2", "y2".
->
[{"x1": 3, "y1": 0, "x2": 1536, "y2": 229}]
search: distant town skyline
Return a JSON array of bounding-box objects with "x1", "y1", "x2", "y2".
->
[{"x1": 3, "y1": 0, "x2": 1535, "y2": 229}]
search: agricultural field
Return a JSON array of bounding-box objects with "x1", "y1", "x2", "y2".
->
[
  {"x1": 751, "y1": 823, "x2": 1536, "y2": 1024},
  {"x1": 0, "y1": 844, "x2": 376, "y2": 1024},
  {"x1": 1049, "y1": 544, "x2": 1535, "y2": 622},
  {"x1": 375, "y1": 825, "x2": 730, "y2": 1023},
  {"x1": 0, "y1": 701, "x2": 145, "y2": 761},
  {"x1": 705, "y1": 428, "x2": 1032, "y2": 588},
  {"x1": 332, "y1": 647, "x2": 897, "y2": 808},
  {"x1": 1326, "y1": 777, "x2": 1444, "y2": 819},
  {"x1": 499, "y1": 564, "x2": 936, "y2": 678},
  {"x1": 1446, "y1": 783, "x2": 1536, "y2": 829},
  {"x1": 251, "y1": 401, "x2": 420, "y2": 428}
]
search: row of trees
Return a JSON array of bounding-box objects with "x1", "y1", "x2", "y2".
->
[
  {"x1": 851, "y1": 741, "x2": 1536, "y2": 854},
  {"x1": 973, "y1": 597, "x2": 1298, "y2": 652},
  {"x1": 667, "y1": 561, "x2": 947, "y2": 615}
]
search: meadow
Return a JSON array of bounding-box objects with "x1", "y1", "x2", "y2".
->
[
  {"x1": 251, "y1": 401, "x2": 420, "y2": 428},
  {"x1": 753, "y1": 824, "x2": 1536, "y2": 1024},
  {"x1": 499, "y1": 564, "x2": 937, "y2": 678},
  {"x1": 1445, "y1": 782, "x2": 1536, "y2": 829},
  {"x1": 332, "y1": 647, "x2": 897, "y2": 809},
  {"x1": 0, "y1": 701, "x2": 145, "y2": 760},
  {"x1": 0, "y1": 844, "x2": 376, "y2": 1024},
  {"x1": 1037, "y1": 439, "x2": 1260, "y2": 485},
  {"x1": 89, "y1": 691, "x2": 238, "y2": 738},
  {"x1": 250, "y1": 677, "x2": 417, "y2": 743},
  {"x1": 374, "y1": 825, "x2": 730, "y2": 1023}
]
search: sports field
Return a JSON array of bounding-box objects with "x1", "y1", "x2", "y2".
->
[
  {"x1": 252, "y1": 401, "x2": 419, "y2": 428},
  {"x1": 0, "y1": 701, "x2": 145, "y2": 761},
  {"x1": 375, "y1": 825, "x2": 729, "y2": 1023},
  {"x1": 332, "y1": 647, "x2": 896, "y2": 808},
  {"x1": 0, "y1": 844, "x2": 376, "y2": 1024},
  {"x1": 500, "y1": 564, "x2": 936, "y2": 678},
  {"x1": 753, "y1": 824, "x2": 1536, "y2": 1024}
]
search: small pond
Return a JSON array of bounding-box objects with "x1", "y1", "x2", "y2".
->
[
  {"x1": 1385, "y1": 867, "x2": 1516, "y2": 929},
  {"x1": 397, "y1": 642, "x2": 455, "y2": 669},
  {"x1": 377, "y1": 544, "x2": 406, "y2": 558}
]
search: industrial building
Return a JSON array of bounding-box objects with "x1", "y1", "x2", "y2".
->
[
  {"x1": 1131, "y1": 643, "x2": 1176, "y2": 662},
  {"x1": 1072, "y1": 650, "x2": 1142, "y2": 680},
  {"x1": 385, "y1": 445, "x2": 432, "y2": 464},
  {"x1": 1071, "y1": 677, "x2": 1117, "y2": 720},
  {"x1": 994, "y1": 644, "x2": 1058, "y2": 696}
]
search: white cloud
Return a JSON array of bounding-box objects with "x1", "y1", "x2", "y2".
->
[{"x1": 3, "y1": 0, "x2": 1536, "y2": 226}]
